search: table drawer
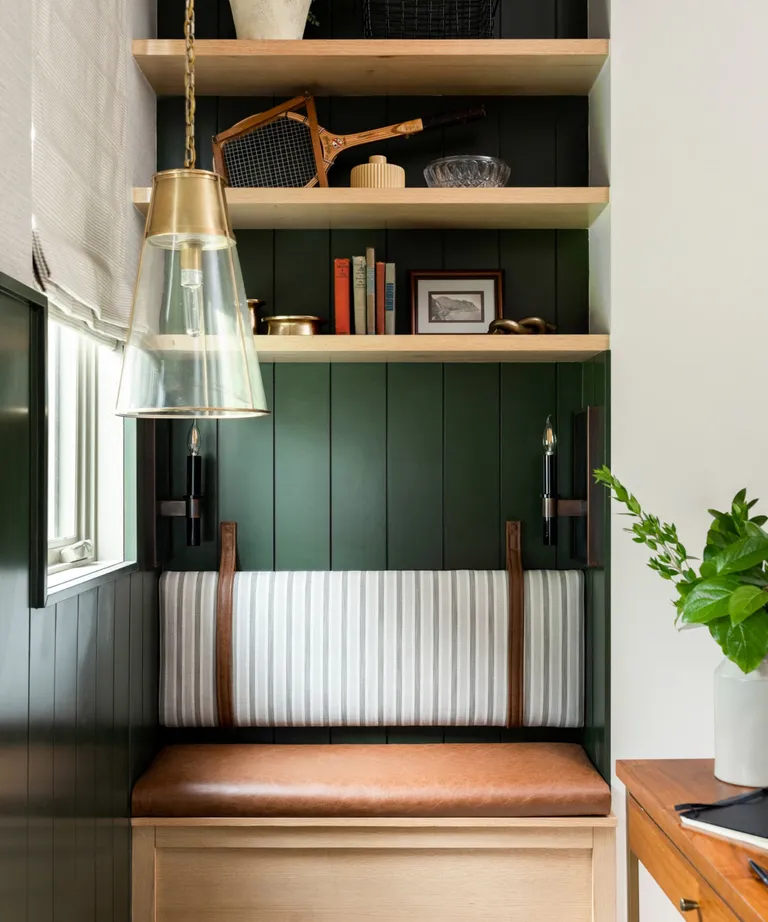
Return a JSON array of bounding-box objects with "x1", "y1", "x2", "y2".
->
[{"x1": 628, "y1": 797, "x2": 739, "y2": 922}]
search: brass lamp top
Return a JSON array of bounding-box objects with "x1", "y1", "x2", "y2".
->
[{"x1": 144, "y1": 168, "x2": 234, "y2": 245}]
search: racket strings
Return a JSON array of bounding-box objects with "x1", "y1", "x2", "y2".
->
[{"x1": 223, "y1": 116, "x2": 319, "y2": 188}]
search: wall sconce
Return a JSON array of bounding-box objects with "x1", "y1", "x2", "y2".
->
[
  {"x1": 541, "y1": 407, "x2": 604, "y2": 568},
  {"x1": 156, "y1": 421, "x2": 203, "y2": 547}
]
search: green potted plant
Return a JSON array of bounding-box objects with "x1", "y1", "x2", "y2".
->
[{"x1": 596, "y1": 467, "x2": 768, "y2": 787}]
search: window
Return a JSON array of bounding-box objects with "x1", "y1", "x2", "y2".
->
[{"x1": 47, "y1": 320, "x2": 126, "y2": 576}]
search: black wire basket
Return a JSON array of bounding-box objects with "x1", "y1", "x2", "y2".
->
[{"x1": 363, "y1": 0, "x2": 499, "y2": 39}]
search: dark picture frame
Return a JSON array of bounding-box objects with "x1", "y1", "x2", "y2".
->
[{"x1": 410, "y1": 270, "x2": 504, "y2": 334}]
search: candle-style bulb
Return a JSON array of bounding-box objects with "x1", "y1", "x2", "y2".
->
[
  {"x1": 188, "y1": 420, "x2": 201, "y2": 456},
  {"x1": 543, "y1": 415, "x2": 557, "y2": 454}
]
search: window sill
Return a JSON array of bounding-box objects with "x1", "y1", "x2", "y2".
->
[{"x1": 46, "y1": 560, "x2": 139, "y2": 606}]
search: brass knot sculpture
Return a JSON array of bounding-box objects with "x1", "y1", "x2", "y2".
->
[{"x1": 488, "y1": 317, "x2": 557, "y2": 335}]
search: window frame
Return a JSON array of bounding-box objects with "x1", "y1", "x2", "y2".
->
[{"x1": 47, "y1": 321, "x2": 124, "y2": 576}]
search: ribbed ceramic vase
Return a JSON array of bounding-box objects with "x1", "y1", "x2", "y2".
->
[
  {"x1": 714, "y1": 656, "x2": 768, "y2": 787},
  {"x1": 228, "y1": 0, "x2": 312, "y2": 39}
]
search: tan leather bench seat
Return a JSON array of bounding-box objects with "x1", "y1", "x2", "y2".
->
[{"x1": 132, "y1": 742, "x2": 611, "y2": 818}]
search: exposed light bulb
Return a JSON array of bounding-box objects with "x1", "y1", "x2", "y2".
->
[
  {"x1": 180, "y1": 241, "x2": 204, "y2": 337},
  {"x1": 187, "y1": 419, "x2": 201, "y2": 456},
  {"x1": 543, "y1": 415, "x2": 557, "y2": 454}
]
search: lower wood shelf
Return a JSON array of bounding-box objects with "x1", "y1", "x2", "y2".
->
[
  {"x1": 250, "y1": 334, "x2": 609, "y2": 363},
  {"x1": 132, "y1": 187, "x2": 609, "y2": 230}
]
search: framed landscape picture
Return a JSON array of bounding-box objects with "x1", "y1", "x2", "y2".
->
[{"x1": 410, "y1": 270, "x2": 504, "y2": 334}]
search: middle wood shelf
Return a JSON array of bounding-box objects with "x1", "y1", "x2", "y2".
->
[{"x1": 132, "y1": 187, "x2": 609, "y2": 230}]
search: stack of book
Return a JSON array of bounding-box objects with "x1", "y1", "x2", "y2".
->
[{"x1": 334, "y1": 249, "x2": 396, "y2": 335}]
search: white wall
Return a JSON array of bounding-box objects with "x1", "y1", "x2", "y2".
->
[{"x1": 603, "y1": 0, "x2": 768, "y2": 919}]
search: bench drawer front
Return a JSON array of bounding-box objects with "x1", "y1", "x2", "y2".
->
[
  {"x1": 628, "y1": 797, "x2": 739, "y2": 922},
  {"x1": 153, "y1": 824, "x2": 597, "y2": 922}
]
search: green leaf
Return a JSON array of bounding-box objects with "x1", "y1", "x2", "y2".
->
[
  {"x1": 681, "y1": 577, "x2": 741, "y2": 624},
  {"x1": 699, "y1": 559, "x2": 717, "y2": 578},
  {"x1": 734, "y1": 488, "x2": 748, "y2": 506},
  {"x1": 728, "y1": 585, "x2": 768, "y2": 625},
  {"x1": 751, "y1": 515, "x2": 768, "y2": 527},
  {"x1": 744, "y1": 520, "x2": 768, "y2": 539},
  {"x1": 712, "y1": 535, "x2": 768, "y2": 575},
  {"x1": 709, "y1": 610, "x2": 768, "y2": 673}
]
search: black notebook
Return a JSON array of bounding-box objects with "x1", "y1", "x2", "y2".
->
[{"x1": 676, "y1": 788, "x2": 768, "y2": 853}]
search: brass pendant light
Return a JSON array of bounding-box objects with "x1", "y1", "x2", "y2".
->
[{"x1": 116, "y1": 0, "x2": 268, "y2": 419}]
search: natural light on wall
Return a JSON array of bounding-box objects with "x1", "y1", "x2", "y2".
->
[{"x1": 47, "y1": 321, "x2": 125, "y2": 576}]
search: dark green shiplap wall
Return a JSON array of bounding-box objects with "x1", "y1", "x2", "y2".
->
[
  {"x1": 156, "y1": 0, "x2": 609, "y2": 773},
  {"x1": 0, "y1": 280, "x2": 161, "y2": 922}
]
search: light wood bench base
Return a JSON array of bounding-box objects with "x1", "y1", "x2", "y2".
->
[{"x1": 132, "y1": 815, "x2": 617, "y2": 922}]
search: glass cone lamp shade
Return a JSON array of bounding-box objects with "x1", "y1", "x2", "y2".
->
[{"x1": 116, "y1": 169, "x2": 269, "y2": 419}]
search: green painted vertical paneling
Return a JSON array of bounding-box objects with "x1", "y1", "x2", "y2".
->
[
  {"x1": 556, "y1": 231, "x2": 590, "y2": 332},
  {"x1": 274, "y1": 364, "x2": 331, "y2": 570},
  {"x1": 387, "y1": 365, "x2": 444, "y2": 569},
  {"x1": 236, "y1": 230, "x2": 275, "y2": 309},
  {"x1": 95, "y1": 584, "x2": 116, "y2": 922},
  {"x1": 500, "y1": 231, "x2": 557, "y2": 327},
  {"x1": 274, "y1": 231, "x2": 331, "y2": 325},
  {"x1": 273, "y1": 728, "x2": 331, "y2": 744},
  {"x1": 443, "y1": 365, "x2": 501, "y2": 569},
  {"x1": 387, "y1": 728, "x2": 445, "y2": 743},
  {"x1": 330, "y1": 365, "x2": 387, "y2": 569},
  {"x1": 219, "y1": 365, "x2": 275, "y2": 570},
  {"x1": 583, "y1": 352, "x2": 611, "y2": 779},
  {"x1": 331, "y1": 728, "x2": 388, "y2": 744},
  {"x1": 75, "y1": 590, "x2": 98, "y2": 922},
  {"x1": 28, "y1": 605, "x2": 55, "y2": 922},
  {"x1": 556, "y1": 363, "x2": 584, "y2": 569},
  {"x1": 128, "y1": 574, "x2": 145, "y2": 785},
  {"x1": 53, "y1": 598, "x2": 78, "y2": 922},
  {"x1": 500, "y1": 364, "x2": 557, "y2": 570},
  {"x1": 111, "y1": 576, "x2": 131, "y2": 922}
]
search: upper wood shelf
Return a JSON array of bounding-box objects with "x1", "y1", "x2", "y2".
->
[
  {"x1": 133, "y1": 39, "x2": 609, "y2": 97},
  {"x1": 133, "y1": 187, "x2": 608, "y2": 230},
  {"x1": 150, "y1": 334, "x2": 609, "y2": 363}
]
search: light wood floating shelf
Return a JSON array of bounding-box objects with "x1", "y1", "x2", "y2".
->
[
  {"x1": 132, "y1": 187, "x2": 608, "y2": 230},
  {"x1": 250, "y1": 335, "x2": 609, "y2": 363},
  {"x1": 132, "y1": 39, "x2": 609, "y2": 97}
]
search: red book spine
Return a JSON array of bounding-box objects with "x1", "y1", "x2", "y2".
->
[
  {"x1": 333, "y1": 258, "x2": 351, "y2": 334},
  {"x1": 376, "y1": 262, "x2": 386, "y2": 335}
]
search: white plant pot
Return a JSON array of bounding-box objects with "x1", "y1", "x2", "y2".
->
[
  {"x1": 229, "y1": 0, "x2": 312, "y2": 40},
  {"x1": 714, "y1": 655, "x2": 768, "y2": 787}
]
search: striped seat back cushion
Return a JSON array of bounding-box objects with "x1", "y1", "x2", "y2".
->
[{"x1": 160, "y1": 569, "x2": 584, "y2": 729}]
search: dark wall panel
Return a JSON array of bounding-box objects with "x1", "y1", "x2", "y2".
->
[
  {"x1": 159, "y1": 0, "x2": 589, "y2": 40},
  {"x1": 155, "y1": 0, "x2": 604, "y2": 761},
  {"x1": 165, "y1": 362, "x2": 590, "y2": 574},
  {"x1": 0, "y1": 256, "x2": 161, "y2": 922},
  {"x1": 330, "y1": 364, "x2": 387, "y2": 570}
]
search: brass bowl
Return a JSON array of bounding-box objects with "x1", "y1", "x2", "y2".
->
[{"x1": 261, "y1": 315, "x2": 324, "y2": 336}]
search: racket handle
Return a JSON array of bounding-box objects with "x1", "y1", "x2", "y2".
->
[{"x1": 421, "y1": 106, "x2": 487, "y2": 132}]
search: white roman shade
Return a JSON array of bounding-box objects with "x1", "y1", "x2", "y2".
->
[
  {"x1": 31, "y1": 0, "x2": 155, "y2": 345},
  {"x1": 0, "y1": 6, "x2": 33, "y2": 287}
]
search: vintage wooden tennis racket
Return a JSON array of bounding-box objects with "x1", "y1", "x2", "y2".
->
[{"x1": 212, "y1": 94, "x2": 486, "y2": 189}]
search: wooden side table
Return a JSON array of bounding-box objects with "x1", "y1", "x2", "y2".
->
[{"x1": 618, "y1": 760, "x2": 768, "y2": 922}]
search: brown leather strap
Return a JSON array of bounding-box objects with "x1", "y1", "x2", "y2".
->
[
  {"x1": 215, "y1": 521, "x2": 237, "y2": 728},
  {"x1": 506, "y1": 521, "x2": 525, "y2": 729}
]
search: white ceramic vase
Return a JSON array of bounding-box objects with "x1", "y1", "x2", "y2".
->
[
  {"x1": 229, "y1": 0, "x2": 312, "y2": 39},
  {"x1": 714, "y1": 655, "x2": 768, "y2": 787}
]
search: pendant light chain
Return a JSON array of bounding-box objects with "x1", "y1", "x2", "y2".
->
[{"x1": 184, "y1": 0, "x2": 197, "y2": 169}]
